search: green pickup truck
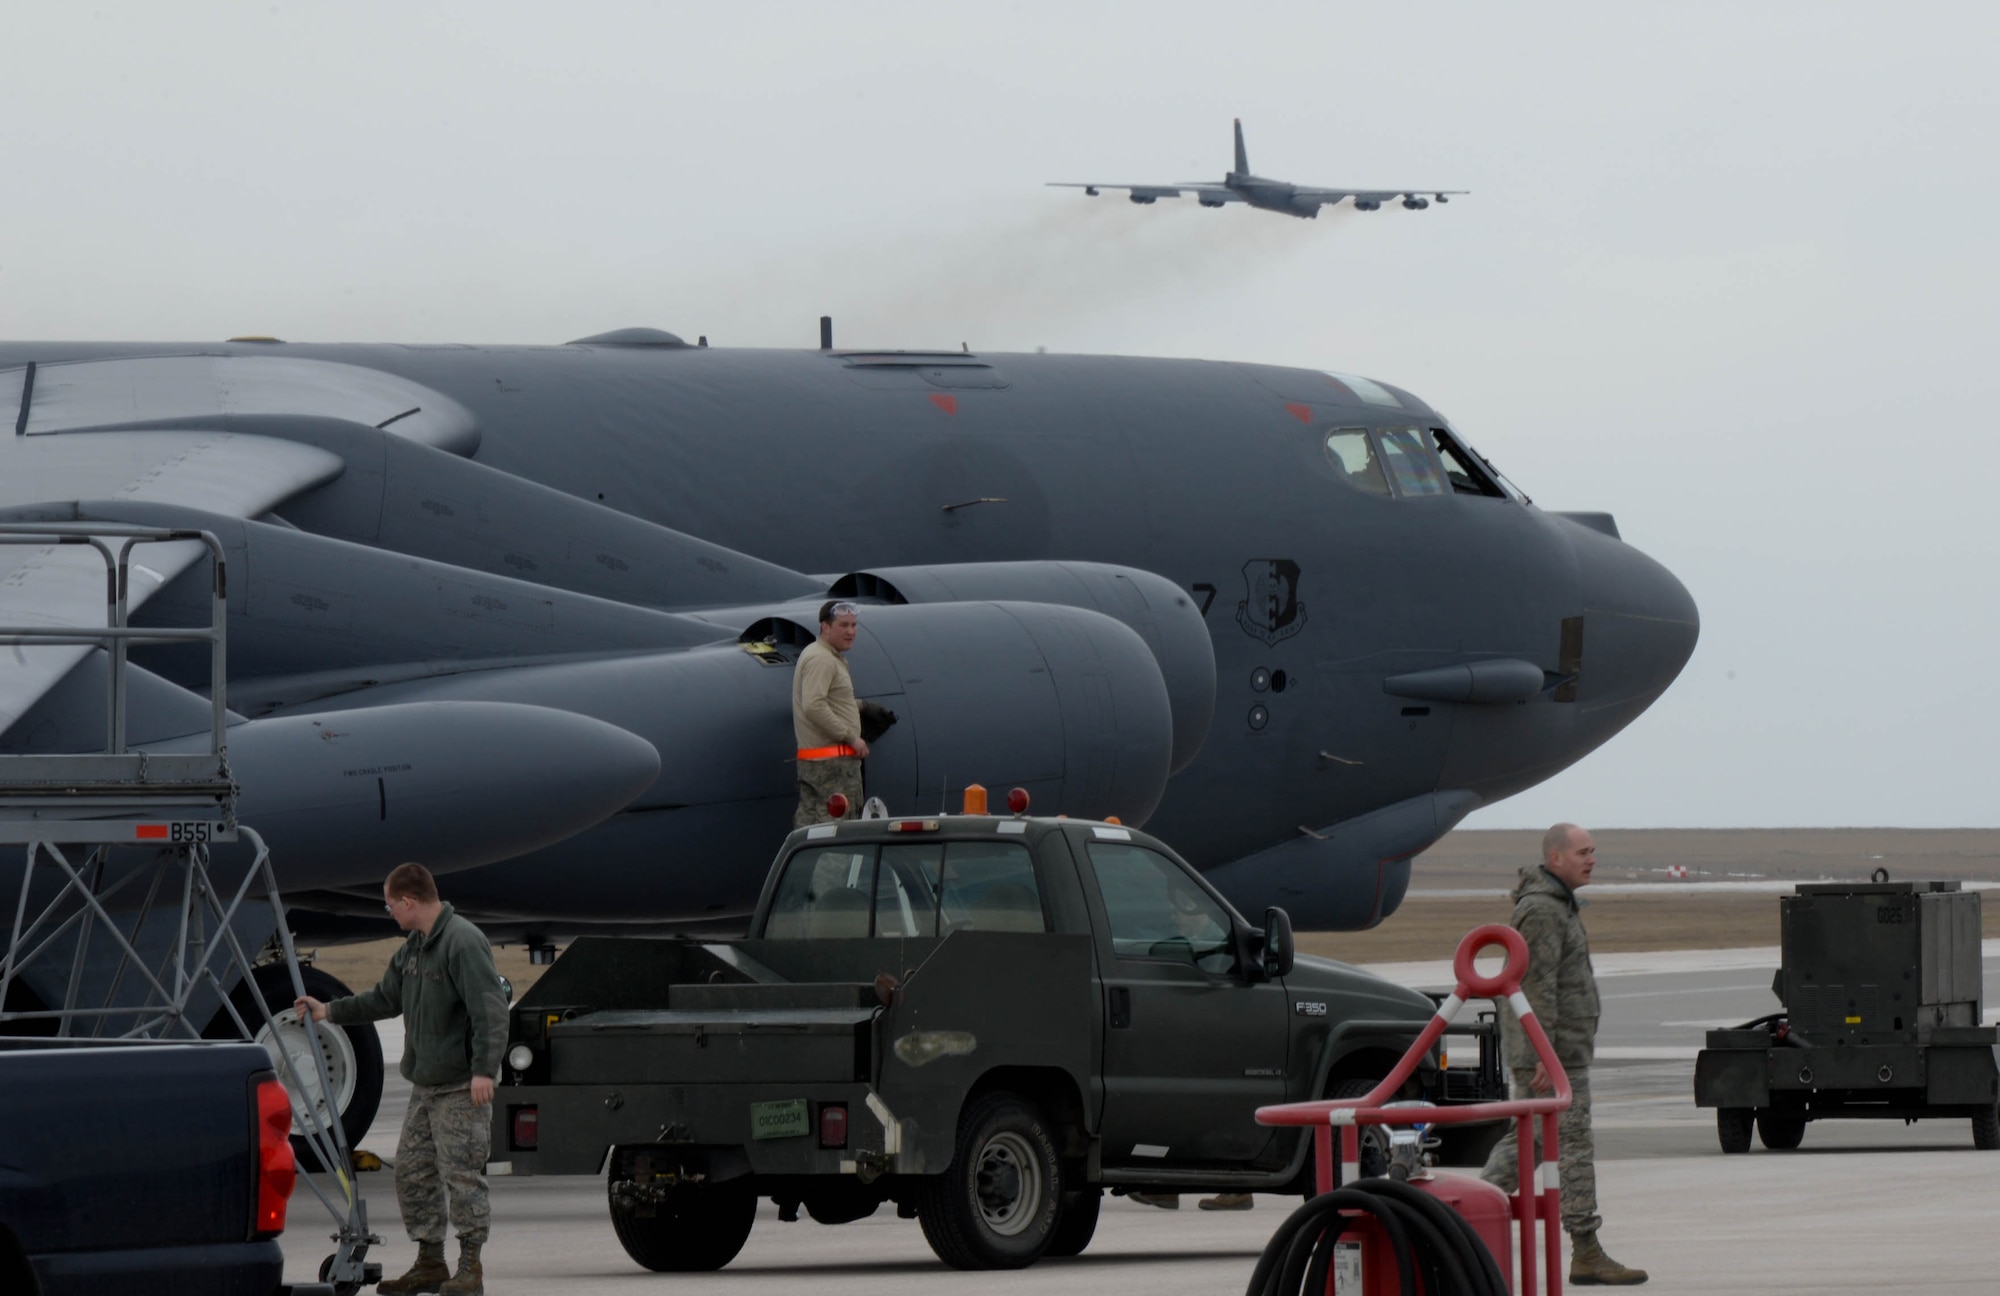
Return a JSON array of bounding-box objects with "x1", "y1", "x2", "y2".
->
[{"x1": 493, "y1": 812, "x2": 1501, "y2": 1271}]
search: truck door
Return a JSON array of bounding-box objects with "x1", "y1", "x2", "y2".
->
[{"x1": 1083, "y1": 835, "x2": 1292, "y2": 1168}]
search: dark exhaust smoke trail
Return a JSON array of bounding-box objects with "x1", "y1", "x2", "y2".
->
[{"x1": 681, "y1": 196, "x2": 1344, "y2": 351}]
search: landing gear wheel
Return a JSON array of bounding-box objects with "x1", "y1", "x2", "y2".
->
[
  {"x1": 1327, "y1": 1077, "x2": 1394, "y2": 1178},
  {"x1": 1755, "y1": 1112, "x2": 1805, "y2": 1150},
  {"x1": 607, "y1": 1172, "x2": 756, "y2": 1271},
  {"x1": 1046, "y1": 1186, "x2": 1101, "y2": 1257},
  {"x1": 212, "y1": 964, "x2": 383, "y2": 1165},
  {"x1": 917, "y1": 1091, "x2": 1064, "y2": 1269},
  {"x1": 1973, "y1": 1104, "x2": 2000, "y2": 1150},
  {"x1": 1717, "y1": 1107, "x2": 1753, "y2": 1154}
]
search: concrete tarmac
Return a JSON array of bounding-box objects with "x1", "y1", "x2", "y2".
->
[{"x1": 280, "y1": 946, "x2": 2000, "y2": 1293}]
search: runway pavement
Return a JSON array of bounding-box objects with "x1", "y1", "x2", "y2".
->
[{"x1": 279, "y1": 944, "x2": 2000, "y2": 1293}]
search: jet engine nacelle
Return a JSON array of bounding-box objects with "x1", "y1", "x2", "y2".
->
[
  {"x1": 1354, "y1": 199, "x2": 1382, "y2": 211},
  {"x1": 1401, "y1": 196, "x2": 1430, "y2": 210},
  {"x1": 306, "y1": 599, "x2": 1176, "y2": 864},
  {"x1": 830, "y1": 561, "x2": 1215, "y2": 773}
]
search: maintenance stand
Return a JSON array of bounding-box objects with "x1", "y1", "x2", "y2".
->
[{"x1": 0, "y1": 523, "x2": 382, "y2": 1293}]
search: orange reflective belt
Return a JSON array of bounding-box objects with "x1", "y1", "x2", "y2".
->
[{"x1": 797, "y1": 744, "x2": 857, "y2": 760}]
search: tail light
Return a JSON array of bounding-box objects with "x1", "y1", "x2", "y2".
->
[
  {"x1": 251, "y1": 1074, "x2": 297, "y2": 1238},
  {"x1": 819, "y1": 1103, "x2": 848, "y2": 1148},
  {"x1": 511, "y1": 1105, "x2": 540, "y2": 1150}
]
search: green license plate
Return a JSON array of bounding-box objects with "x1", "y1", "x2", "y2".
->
[{"x1": 750, "y1": 1098, "x2": 810, "y2": 1141}]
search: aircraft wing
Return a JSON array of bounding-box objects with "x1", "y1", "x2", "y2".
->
[
  {"x1": 0, "y1": 427, "x2": 346, "y2": 733},
  {"x1": 1291, "y1": 187, "x2": 1470, "y2": 206},
  {"x1": 1047, "y1": 182, "x2": 1244, "y2": 203}
]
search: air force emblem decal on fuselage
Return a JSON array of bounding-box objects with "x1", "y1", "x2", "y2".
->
[{"x1": 1237, "y1": 558, "x2": 1306, "y2": 646}]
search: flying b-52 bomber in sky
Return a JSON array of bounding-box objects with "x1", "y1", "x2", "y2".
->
[{"x1": 1050, "y1": 118, "x2": 1466, "y2": 216}]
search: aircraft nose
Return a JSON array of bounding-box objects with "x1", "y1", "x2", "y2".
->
[{"x1": 1562, "y1": 520, "x2": 1699, "y2": 720}]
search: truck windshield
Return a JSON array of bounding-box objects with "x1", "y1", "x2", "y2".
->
[
  {"x1": 764, "y1": 840, "x2": 1046, "y2": 939},
  {"x1": 1087, "y1": 843, "x2": 1236, "y2": 974}
]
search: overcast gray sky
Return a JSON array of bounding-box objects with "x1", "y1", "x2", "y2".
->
[{"x1": 3, "y1": 3, "x2": 1994, "y2": 829}]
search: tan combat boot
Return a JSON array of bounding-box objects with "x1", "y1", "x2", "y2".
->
[
  {"x1": 376, "y1": 1241, "x2": 449, "y2": 1294},
  {"x1": 1198, "y1": 1192, "x2": 1254, "y2": 1211},
  {"x1": 436, "y1": 1240, "x2": 482, "y2": 1288},
  {"x1": 438, "y1": 1239, "x2": 484, "y2": 1296},
  {"x1": 1570, "y1": 1231, "x2": 1648, "y2": 1285}
]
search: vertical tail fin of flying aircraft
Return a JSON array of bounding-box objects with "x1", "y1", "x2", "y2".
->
[{"x1": 1233, "y1": 117, "x2": 1249, "y2": 175}]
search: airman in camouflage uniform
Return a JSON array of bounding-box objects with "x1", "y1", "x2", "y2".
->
[
  {"x1": 300, "y1": 862, "x2": 507, "y2": 1296},
  {"x1": 1480, "y1": 824, "x2": 1647, "y2": 1286}
]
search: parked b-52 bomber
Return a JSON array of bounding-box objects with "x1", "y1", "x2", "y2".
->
[
  {"x1": 1049, "y1": 118, "x2": 1466, "y2": 216},
  {"x1": 0, "y1": 330, "x2": 1692, "y2": 939},
  {"x1": 0, "y1": 326, "x2": 1695, "y2": 1147}
]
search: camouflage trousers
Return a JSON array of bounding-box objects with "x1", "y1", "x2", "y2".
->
[
  {"x1": 1479, "y1": 1067, "x2": 1600, "y2": 1236},
  {"x1": 793, "y1": 756, "x2": 863, "y2": 827},
  {"x1": 396, "y1": 1082, "x2": 493, "y2": 1246}
]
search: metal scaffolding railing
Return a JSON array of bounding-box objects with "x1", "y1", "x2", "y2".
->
[{"x1": 0, "y1": 522, "x2": 382, "y2": 1293}]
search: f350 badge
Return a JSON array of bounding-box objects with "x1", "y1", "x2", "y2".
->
[{"x1": 1294, "y1": 1000, "x2": 1327, "y2": 1017}]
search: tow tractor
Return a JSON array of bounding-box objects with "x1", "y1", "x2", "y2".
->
[{"x1": 492, "y1": 788, "x2": 1507, "y2": 1271}]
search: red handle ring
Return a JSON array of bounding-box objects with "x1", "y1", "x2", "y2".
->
[{"x1": 1453, "y1": 923, "x2": 1529, "y2": 999}]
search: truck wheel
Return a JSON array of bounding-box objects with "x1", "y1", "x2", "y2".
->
[
  {"x1": 607, "y1": 1176, "x2": 756, "y2": 1271},
  {"x1": 1973, "y1": 1105, "x2": 2000, "y2": 1150},
  {"x1": 917, "y1": 1091, "x2": 1063, "y2": 1269},
  {"x1": 1326, "y1": 1078, "x2": 1393, "y2": 1178},
  {"x1": 211, "y1": 965, "x2": 384, "y2": 1164},
  {"x1": 1717, "y1": 1108, "x2": 1753, "y2": 1154},
  {"x1": 1045, "y1": 1186, "x2": 1101, "y2": 1258},
  {"x1": 1755, "y1": 1112, "x2": 1805, "y2": 1151}
]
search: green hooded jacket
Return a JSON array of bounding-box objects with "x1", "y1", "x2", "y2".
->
[
  {"x1": 1496, "y1": 863, "x2": 1601, "y2": 1074},
  {"x1": 326, "y1": 903, "x2": 508, "y2": 1086}
]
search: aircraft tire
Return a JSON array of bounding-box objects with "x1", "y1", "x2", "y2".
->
[
  {"x1": 212, "y1": 964, "x2": 384, "y2": 1164},
  {"x1": 1046, "y1": 1186, "x2": 1102, "y2": 1257},
  {"x1": 917, "y1": 1091, "x2": 1063, "y2": 1269},
  {"x1": 1754, "y1": 1111, "x2": 1805, "y2": 1151},
  {"x1": 1716, "y1": 1108, "x2": 1753, "y2": 1154},
  {"x1": 607, "y1": 1172, "x2": 756, "y2": 1272}
]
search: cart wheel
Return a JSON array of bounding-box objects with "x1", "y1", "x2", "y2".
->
[
  {"x1": 916, "y1": 1090, "x2": 1063, "y2": 1269},
  {"x1": 317, "y1": 1253, "x2": 362, "y2": 1296},
  {"x1": 1973, "y1": 1104, "x2": 2000, "y2": 1150},
  {"x1": 1046, "y1": 1186, "x2": 1101, "y2": 1257},
  {"x1": 1755, "y1": 1112, "x2": 1805, "y2": 1150},
  {"x1": 1717, "y1": 1108, "x2": 1753, "y2": 1154},
  {"x1": 607, "y1": 1174, "x2": 755, "y2": 1271}
]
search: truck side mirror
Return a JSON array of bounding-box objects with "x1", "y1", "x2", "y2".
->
[{"x1": 1262, "y1": 906, "x2": 1295, "y2": 979}]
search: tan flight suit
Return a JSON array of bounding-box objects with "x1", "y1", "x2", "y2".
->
[{"x1": 792, "y1": 639, "x2": 863, "y2": 826}]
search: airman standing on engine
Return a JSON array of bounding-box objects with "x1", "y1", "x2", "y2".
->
[{"x1": 792, "y1": 600, "x2": 867, "y2": 827}]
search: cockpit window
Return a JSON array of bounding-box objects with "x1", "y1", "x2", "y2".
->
[
  {"x1": 1428, "y1": 428, "x2": 1508, "y2": 498},
  {"x1": 1429, "y1": 427, "x2": 1530, "y2": 503},
  {"x1": 1377, "y1": 428, "x2": 1446, "y2": 497},
  {"x1": 1324, "y1": 429, "x2": 1390, "y2": 496}
]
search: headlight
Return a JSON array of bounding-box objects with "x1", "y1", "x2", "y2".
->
[{"x1": 507, "y1": 1044, "x2": 535, "y2": 1072}]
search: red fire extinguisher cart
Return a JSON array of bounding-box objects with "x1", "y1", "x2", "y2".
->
[{"x1": 1254, "y1": 924, "x2": 1574, "y2": 1296}]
